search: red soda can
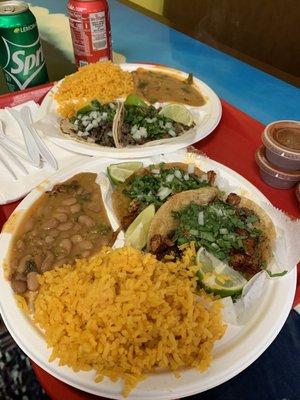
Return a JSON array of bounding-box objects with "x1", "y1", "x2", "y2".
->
[{"x1": 67, "y1": 0, "x2": 112, "y2": 68}]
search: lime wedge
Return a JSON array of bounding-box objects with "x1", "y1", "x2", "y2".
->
[
  {"x1": 196, "y1": 247, "x2": 247, "y2": 297},
  {"x1": 158, "y1": 104, "x2": 194, "y2": 126},
  {"x1": 125, "y1": 204, "x2": 155, "y2": 250},
  {"x1": 107, "y1": 161, "x2": 143, "y2": 185},
  {"x1": 125, "y1": 93, "x2": 148, "y2": 107}
]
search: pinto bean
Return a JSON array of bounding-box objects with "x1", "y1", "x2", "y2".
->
[
  {"x1": 27, "y1": 272, "x2": 40, "y2": 291},
  {"x1": 53, "y1": 213, "x2": 68, "y2": 222},
  {"x1": 56, "y1": 207, "x2": 67, "y2": 213},
  {"x1": 71, "y1": 234, "x2": 82, "y2": 244},
  {"x1": 59, "y1": 239, "x2": 72, "y2": 255},
  {"x1": 42, "y1": 218, "x2": 58, "y2": 230},
  {"x1": 57, "y1": 222, "x2": 73, "y2": 231},
  {"x1": 11, "y1": 279, "x2": 27, "y2": 294},
  {"x1": 17, "y1": 255, "x2": 32, "y2": 273},
  {"x1": 70, "y1": 204, "x2": 81, "y2": 213},
  {"x1": 78, "y1": 215, "x2": 95, "y2": 228},
  {"x1": 86, "y1": 202, "x2": 100, "y2": 212},
  {"x1": 72, "y1": 223, "x2": 81, "y2": 233},
  {"x1": 41, "y1": 251, "x2": 54, "y2": 272},
  {"x1": 62, "y1": 197, "x2": 77, "y2": 206},
  {"x1": 80, "y1": 240, "x2": 93, "y2": 250}
]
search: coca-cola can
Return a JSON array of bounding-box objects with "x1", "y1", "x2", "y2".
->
[{"x1": 67, "y1": 0, "x2": 112, "y2": 68}]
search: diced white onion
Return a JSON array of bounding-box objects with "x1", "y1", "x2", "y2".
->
[
  {"x1": 158, "y1": 186, "x2": 172, "y2": 200},
  {"x1": 247, "y1": 222, "x2": 253, "y2": 229},
  {"x1": 165, "y1": 122, "x2": 172, "y2": 129},
  {"x1": 85, "y1": 123, "x2": 94, "y2": 131},
  {"x1": 74, "y1": 120, "x2": 79, "y2": 125},
  {"x1": 184, "y1": 173, "x2": 190, "y2": 181},
  {"x1": 220, "y1": 228, "x2": 228, "y2": 235},
  {"x1": 102, "y1": 112, "x2": 108, "y2": 119},
  {"x1": 190, "y1": 229, "x2": 199, "y2": 236},
  {"x1": 188, "y1": 164, "x2": 195, "y2": 174},
  {"x1": 92, "y1": 119, "x2": 98, "y2": 127},
  {"x1": 82, "y1": 120, "x2": 89, "y2": 127},
  {"x1": 168, "y1": 129, "x2": 176, "y2": 137},
  {"x1": 107, "y1": 131, "x2": 113, "y2": 137},
  {"x1": 132, "y1": 127, "x2": 148, "y2": 140},
  {"x1": 198, "y1": 211, "x2": 204, "y2": 225},
  {"x1": 77, "y1": 114, "x2": 82, "y2": 119},
  {"x1": 174, "y1": 169, "x2": 182, "y2": 179},
  {"x1": 145, "y1": 117, "x2": 157, "y2": 123},
  {"x1": 90, "y1": 111, "x2": 98, "y2": 119},
  {"x1": 166, "y1": 174, "x2": 174, "y2": 182},
  {"x1": 151, "y1": 169, "x2": 160, "y2": 174}
]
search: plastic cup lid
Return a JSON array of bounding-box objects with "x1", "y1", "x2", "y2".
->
[
  {"x1": 255, "y1": 145, "x2": 300, "y2": 181},
  {"x1": 262, "y1": 120, "x2": 300, "y2": 161}
]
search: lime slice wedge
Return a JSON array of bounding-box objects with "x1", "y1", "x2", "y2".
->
[
  {"x1": 196, "y1": 247, "x2": 247, "y2": 297},
  {"x1": 158, "y1": 104, "x2": 194, "y2": 126},
  {"x1": 125, "y1": 93, "x2": 148, "y2": 107},
  {"x1": 125, "y1": 204, "x2": 155, "y2": 250},
  {"x1": 107, "y1": 161, "x2": 143, "y2": 185}
]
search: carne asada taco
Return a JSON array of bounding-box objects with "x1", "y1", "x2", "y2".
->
[
  {"x1": 147, "y1": 190, "x2": 276, "y2": 279},
  {"x1": 60, "y1": 99, "x2": 120, "y2": 147},
  {"x1": 113, "y1": 102, "x2": 194, "y2": 148},
  {"x1": 112, "y1": 162, "x2": 217, "y2": 230}
]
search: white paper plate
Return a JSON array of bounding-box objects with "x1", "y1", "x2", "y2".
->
[
  {"x1": 0, "y1": 152, "x2": 296, "y2": 400},
  {"x1": 38, "y1": 63, "x2": 222, "y2": 158}
]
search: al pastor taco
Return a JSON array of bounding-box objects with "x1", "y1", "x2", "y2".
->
[
  {"x1": 111, "y1": 162, "x2": 217, "y2": 230},
  {"x1": 147, "y1": 190, "x2": 276, "y2": 278}
]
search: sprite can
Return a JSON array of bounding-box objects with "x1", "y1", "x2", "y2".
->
[{"x1": 0, "y1": 1, "x2": 49, "y2": 92}]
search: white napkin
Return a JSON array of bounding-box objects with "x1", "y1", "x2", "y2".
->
[{"x1": 0, "y1": 101, "x2": 90, "y2": 204}]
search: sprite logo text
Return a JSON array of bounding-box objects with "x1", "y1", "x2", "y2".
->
[{"x1": 1, "y1": 35, "x2": 45, "y2": 90}]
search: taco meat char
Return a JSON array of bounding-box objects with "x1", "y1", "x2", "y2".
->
[
  {"x1": 112, "y1": 162, "x2": 217, "y2": 230},
  {"x1": 147, "y1": 190, "x2": 276, "y2": 279}
]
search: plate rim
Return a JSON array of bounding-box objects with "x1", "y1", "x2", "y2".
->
[{"x1": 0, "y1": 153, "x2": 296, "y2": 399}]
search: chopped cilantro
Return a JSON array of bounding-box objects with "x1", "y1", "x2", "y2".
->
[
  {"x1": 172, "y1": 200, "x2": 262, "y2": 262},
  {"x1": 124, "y1": 105, "x2": 177, "y2": 139},
  {"x1": 124, "y1": 164, "x2": 210, "y2": 209}
]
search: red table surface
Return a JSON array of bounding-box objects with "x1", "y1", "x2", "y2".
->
[{"x1": 0, "y1": 84, "x2": 299, "y2": 400}]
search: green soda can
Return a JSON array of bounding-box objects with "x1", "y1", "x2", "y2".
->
[{"x1": 0, "y1": 1, "x2": 49, "y2": 92}]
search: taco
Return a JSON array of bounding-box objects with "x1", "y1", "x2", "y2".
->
[
  {"x1": 60, "y1": 99, "x2": 120, "y2": 147},
  {"x1": 111, "y1": 162, "x2": 217, "y2": 230},
  {"x1": 147, "y1": 190, "x2": 276, "y2": 278},
  {"x1": 113, "y1": 103, "x2": 193, "y2": 148}
]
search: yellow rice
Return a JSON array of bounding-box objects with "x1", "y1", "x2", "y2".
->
[
  {"x1": 54, "y1": 61, "x2": 134, "y2": 117},
  {"x1": 34, "y1": 244, "x2": 226, "y2": 396}
]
